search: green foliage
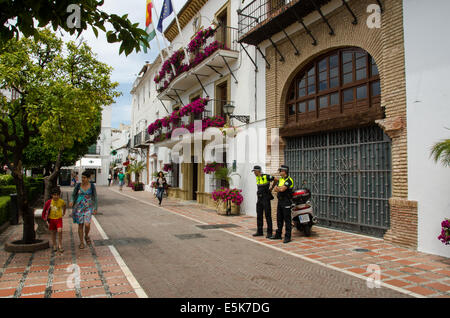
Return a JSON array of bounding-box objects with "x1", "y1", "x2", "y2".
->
[
  {"x1": 0, "y1": 196, "x2": 11, "y2": 226},
  {"x1": 0, "y1": 29, "x2": 119, "y2": 169},
  {"x1": 431, "y1": 139, "x2": 450, "y2": 167},
  {"x1": 213, "y1": 166, "x2": 241, "y2": 188},
  {"x1": 0, "y1": 0, "x2": 150, "y2": 56},
  {"x1": 0, "y1": 185, "x2": 17, "y2": 196},
  {"x1": 0, "y1": 175, "x2": 14, "y2": 186}
]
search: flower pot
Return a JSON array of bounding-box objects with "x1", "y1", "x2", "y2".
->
[
  {"x1": 231, "y1": 202, "x2": 240, "y2": 215},
  {"x1": 216, "y1": 200, "x2": 227, "y2": 215}
]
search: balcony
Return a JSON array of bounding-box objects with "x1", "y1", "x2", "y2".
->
[
  {"x1": 238, "y1": 0, "x2": 332, "y2": 46},
  {"x1": 149, "y1": 110, "x2": 221, "y2": 148},
  {"x1": 156, "y1": 25, "x2": 240, "y2": 101},
  {"x1": 133, "y1": 131, "x2": 149, "y2": 149},
  {"x1": 86, "y1": 144, "x2": 100, "y2": 155}
]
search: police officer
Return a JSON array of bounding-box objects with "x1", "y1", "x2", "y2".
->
[
  {"x1": 269, "y1": 165, "x2": 294, "y2": 243},
  {"x1": 252, "y1": 165, "x2": 275, "y2": 238}
]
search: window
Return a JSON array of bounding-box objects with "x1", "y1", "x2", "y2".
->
[{"x1": 285, "y1": 47, "x2": 381, "y2": 123}]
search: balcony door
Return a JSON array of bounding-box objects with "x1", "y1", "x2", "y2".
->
[{"x1": 215, "y1": 1, "x2": 230, "y2": 48}]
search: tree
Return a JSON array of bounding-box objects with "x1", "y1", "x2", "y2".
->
[
  {"x1": 23, "y1": 110, "x2": 102, "y2": 197},
  {"x1": 129, "y1": 161, "x2": 145, "y2": 183},
  {"x1": 0, "y1": 29, "x2": 120, "y2": 244},
  {"x1": 0, "y1": 0, "x2": 150, "y2": 55},
  {"x1": 431, "y1": 139, "x2": 450, "y2": 167}
]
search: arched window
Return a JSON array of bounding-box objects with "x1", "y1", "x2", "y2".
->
[{"x1": 286, "y1": 47, "x2": 380, "y2": 124}]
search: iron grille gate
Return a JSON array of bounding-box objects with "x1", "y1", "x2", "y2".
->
[{"x1": 285, "y1": 126, "x2": 392, "y2": 237}]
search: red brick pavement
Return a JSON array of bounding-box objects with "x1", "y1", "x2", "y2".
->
[
  {"x1": 116, "y1": 187, "x2": 450, "y2": 298},
  {"x1": 0, "y1": 202, "x2": 141, "y2": 298}
]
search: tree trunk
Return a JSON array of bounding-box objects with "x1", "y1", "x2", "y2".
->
[
  {"x1": 44, "y1": 150, "x2": 62, "y2": 201},
  {"x1": 12, "y1": 160, "x2": 35, "y2": 244}
]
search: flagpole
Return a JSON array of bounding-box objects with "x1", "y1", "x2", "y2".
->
[
  {"x1": 151, "y1": 4, "x2": 171, "y2": 63},
  {"x1": 170, "y1": 0, "x2": 190, "y2": 65}
]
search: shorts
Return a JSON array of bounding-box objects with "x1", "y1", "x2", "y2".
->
[{"x1": 48, "y1": 218, "x2": 63, "y2": 231}]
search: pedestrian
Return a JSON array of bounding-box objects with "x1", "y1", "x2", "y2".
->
[
  {"x1": 118, "y1": 170, "x2": 125, "y2": 191},
  {"x1": 71, "y1": 172, "x2": 76, "y2": 187},
  {"x1": 269, "y1": 165, "x2": 294, "y2": 243},
  {"x1": 108, "y1": 172, "x2": 112, "y2": 187},
  {"x1": 42, "y1": 186, "x2": 66, "y2": 253},
  {"x1": 252, "y1": 165, "x2": 275, "y2": 238},
  {"x1": 114, "y1": 170, "x2": 118, "y2": 185},
  {"x1": 155, "y1": 171, "x2": 167, "y2": 206},
  {"x1": 69, "y1": 171, "x2": 98, "y2": 249}
]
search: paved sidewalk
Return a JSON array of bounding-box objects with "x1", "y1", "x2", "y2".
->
[
  {"x1": 116, "y1": 186, "x2": 450, "y2": 298},
  {"x1": 0, "y1": 191, "x2": 142, "y2": 298}
]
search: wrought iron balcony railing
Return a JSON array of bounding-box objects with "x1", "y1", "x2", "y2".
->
[
  {"x1": 238, "y1": 0, "x2": 332, "y2": 45},
  {"x1": 133, "y1": 132, "x2": 142, "y2": 147},
  {"x1": 156, "y1": 25, "x2": 239, "y2": 94}
]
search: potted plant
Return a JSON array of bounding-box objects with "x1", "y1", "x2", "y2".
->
[
  {"x1": 129, "y1": 161, "x2": 145, "y2": 191},
  {"x1": 211, "y1": 187, "x2": 229, "y2": 215},
  {"x1": 211, "y1": 187, "x2": 243, "y2": 216}
]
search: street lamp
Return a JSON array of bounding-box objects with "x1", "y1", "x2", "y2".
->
[{"x1": 222, "y1": 102, "x2": 250, "y2": 124}]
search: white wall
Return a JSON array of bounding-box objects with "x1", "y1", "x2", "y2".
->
[
  {"x1": 404, "y1": 0, "x2": 450, "y2": 257},
  {"x1": 155, "y1": 0, "x2": 268, "y2": 213}
]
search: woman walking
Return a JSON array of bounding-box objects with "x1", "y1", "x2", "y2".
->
[
  {"x1": 156, "y1": 171, "x2": 167, "y2": 206},
  {"x1": 69, "y1": 171, "x2": 98, "y2": 249}
]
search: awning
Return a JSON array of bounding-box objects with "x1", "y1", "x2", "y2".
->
[{"x1": 78, "y1": 158, "x2": 102, "y2": 168}]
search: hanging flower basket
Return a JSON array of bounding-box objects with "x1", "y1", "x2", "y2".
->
[
  {"x1": 163, "y1": 163, "x2": 173, "y2": 172},
  {"x1": 203, "y1": 162, "x2": 224, "y2": 174}
]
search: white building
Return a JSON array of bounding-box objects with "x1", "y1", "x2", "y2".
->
[
  {"x1": 111, "y1": 124, "x2": 131, "y2": 175},
  {"x1": 403, "y1": 0, "x2": 450, "y2": 257},
  {"x1": 130, "y1": 58, "x2": 172, "y2": 189},
  {"x1": 71, "y1": 106, "x2": 112, "y2": 186},
  {"x1": 141, "y1": 0, "x2": 268, "y2": 213}
]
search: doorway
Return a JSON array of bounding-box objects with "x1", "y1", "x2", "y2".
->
[{"x1": 192, "y1": 156, "x2": 198, "y2": 201}]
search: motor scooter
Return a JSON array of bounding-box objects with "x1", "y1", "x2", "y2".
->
[{"x1": 291, "y1": 184, "x2": 318, "y2": 237}]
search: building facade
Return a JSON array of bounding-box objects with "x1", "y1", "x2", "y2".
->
[
  {"x1": 237, "y1": 0, "x2": 449, "y2": 257},
  {"x1": 152, "y1": 0, "x2": 268, "y2": 213}
]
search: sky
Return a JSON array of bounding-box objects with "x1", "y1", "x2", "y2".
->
[{"x1": 61, "y1": 0, "x2": 187, "y2": 129}]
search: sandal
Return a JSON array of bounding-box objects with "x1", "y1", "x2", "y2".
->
[
  {"x1": 79, "y1": 243, "x2": 85, "y2": 249},
  {"x1": 85, "y1": 236, "x2": 92, "y2": 246},
  {"x1": 58, "y1": 247, "x2": 65, "y2": 253},
  {"x1": 53, "y1": 246, "x2": 58, "y2": 252}
]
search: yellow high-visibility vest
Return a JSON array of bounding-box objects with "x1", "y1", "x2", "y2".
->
[
  {"x1": 256, "y1": 175, "x2": 269, "y2": 185},
  {"x1": 278, "y1": 177, "x2": 294, "y2": 188}
]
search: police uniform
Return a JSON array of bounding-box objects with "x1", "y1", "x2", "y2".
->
[
  {"x1": 254, "y1": 169, "x2": 275, "y2": 237},
  {"x1": 271, "y1": 167, "x2": 294, "y2": 243}
]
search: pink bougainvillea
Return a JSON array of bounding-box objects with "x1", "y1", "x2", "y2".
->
[
  {"x1": 438, "y1": 218, "x2": 450, "y2": 245},
  {"x1": 203, "y1": 162, "x2": 224, "y2": 174},
  {"x1": 188, "y1": 27, "x2": 217, "y2": 53},
  {"x1": 211, "y1": 187, "x2": 243, "y2": 206}
]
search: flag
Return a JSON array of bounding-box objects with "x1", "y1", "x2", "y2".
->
[
  {"x1": 141, "y1": 0, "x2": 157, "y2": 53},
  {"x1": 157, "y1": 0, "x2": 173, "y2": 33}
]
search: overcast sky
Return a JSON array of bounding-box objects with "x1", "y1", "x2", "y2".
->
[{"x1": 62, "y1": 0, "x2": 187, "y2": 129}]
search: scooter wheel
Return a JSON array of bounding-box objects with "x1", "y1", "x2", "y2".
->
[{"x1": 303, "y1": 224, "x2": 312, "y2": 237}]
